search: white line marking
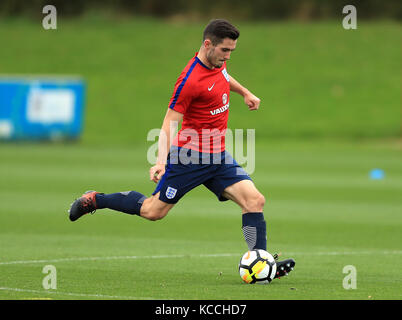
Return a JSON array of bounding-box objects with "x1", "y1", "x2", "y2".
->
[
  {"x1": 0, "y1": 250, "x2": 401, "y2": 266},
  {"x1": 1, "y1": 250, "x2": 401, "y2": 299},
  {"x1": 0, "y1": 287, "x2": 154, "y2": 300},
  {"x1": 0, "y1": 253, "x2": 238, "y2": 265},
  {"x1": 293, "y1": 250, "x2": 402, "y2": 256}
]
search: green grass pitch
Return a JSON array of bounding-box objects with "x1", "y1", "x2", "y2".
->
[
  {"x1": 0, "y1": 16, "x2": 400, "y2": 300},
  {"x1": 0, "y1": 140, "x2": 401, "y2": 300}
]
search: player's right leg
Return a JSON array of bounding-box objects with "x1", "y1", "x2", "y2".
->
[
  {"x1": 68, "y1": 147, "x2": 208, "y2": 222},
  {"x1": 68, "y1": 190, "x2": 174, "y2": 222},
  {"x1": 139, "y1": 192, "x2": 175, "y2": 221}
]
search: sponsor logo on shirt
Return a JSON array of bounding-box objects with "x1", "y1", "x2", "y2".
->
[{"x1": 210, "y1": 93, "x2": 229, "y2": 116}]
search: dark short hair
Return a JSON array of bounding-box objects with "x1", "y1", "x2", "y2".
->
[{"x1": 203, "y1": 19, "x2": 240, "y2": 46}]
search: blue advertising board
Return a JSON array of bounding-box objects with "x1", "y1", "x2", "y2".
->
[{"x1": 0, "y1": 76, "x2": 85, "y2": 140}]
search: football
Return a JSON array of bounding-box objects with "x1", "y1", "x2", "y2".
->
[{"x1": 239, "y1": 249, "x2": 277, "y2": 284}]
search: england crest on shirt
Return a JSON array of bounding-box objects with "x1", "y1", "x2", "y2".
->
[{"x1": 166, "y1": 186, "x2": 177, "y2": 199}]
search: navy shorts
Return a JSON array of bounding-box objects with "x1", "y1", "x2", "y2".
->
[{"x1": 152, "y1": 147, "x2": 252, "y2": 204}]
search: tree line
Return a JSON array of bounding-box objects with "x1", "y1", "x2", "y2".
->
[{"x1": 1, "y1": 0, "x2": 400, "y2": 20}]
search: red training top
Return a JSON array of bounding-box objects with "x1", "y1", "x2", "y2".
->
[{"x1": 168, "y1": 53, "x2": 231, "y2": 153}]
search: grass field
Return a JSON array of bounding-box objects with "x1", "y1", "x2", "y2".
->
[
  {"x1": 0, "y1": 15, "x2": 400, "y2": 301},
  {"x1": 0, "y1": 139, "x2": 401, "y2": 300},
  {"x1": 1, "y1": 17, "x2": 400, "y2": 143}
]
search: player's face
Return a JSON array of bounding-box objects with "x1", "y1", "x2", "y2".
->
[{"x1": 206, "y1": 38, "x2": 237, "y2": 68}]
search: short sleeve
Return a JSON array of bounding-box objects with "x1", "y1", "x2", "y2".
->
[{"x1": 168, "y1": 61, "x2": 198, "y2": 114}]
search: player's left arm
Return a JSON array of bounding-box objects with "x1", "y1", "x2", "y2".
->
[{"x1": 228, "y1": 74, "x2": 260, "y2": 111}]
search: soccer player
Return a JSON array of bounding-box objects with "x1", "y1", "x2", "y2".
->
[{"x1": 69, "y1": 19, "x2": 295, "y2": 279}]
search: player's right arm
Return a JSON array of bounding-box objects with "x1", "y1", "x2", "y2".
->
[
  {"x1": 149, "y1": 108, "x2": 183, "y2": 183},
  {"x1": 150, "y1": 61, "x2": 195, "y2": 183}
]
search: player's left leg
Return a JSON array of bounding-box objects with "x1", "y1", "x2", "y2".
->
[
  {"x1": 221, "y1": 179, "x2": 295, "y2": 279},
  {"x1": 221, "y1": 180, "x2": 267, "y2": 251},
  {"x1": 221, "y1": 179, "x2": 265, "y2": 214},
  {"x1": 202, "y1": 151, "x2": 267, "y2": 250}
]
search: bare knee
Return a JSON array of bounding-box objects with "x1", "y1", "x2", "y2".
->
[
  {"x1": 244, "y1": 193, "x2": 266, "y2": 212},
  {"x1": 139, "y1": 196, "x2": 172, "y2": 221},
  {"x1": 144, "y1": 210, "x2": 166, "y2": 221},
  {"x1": 140, "y1": 206, "x2": 170, "y2": 221}
]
